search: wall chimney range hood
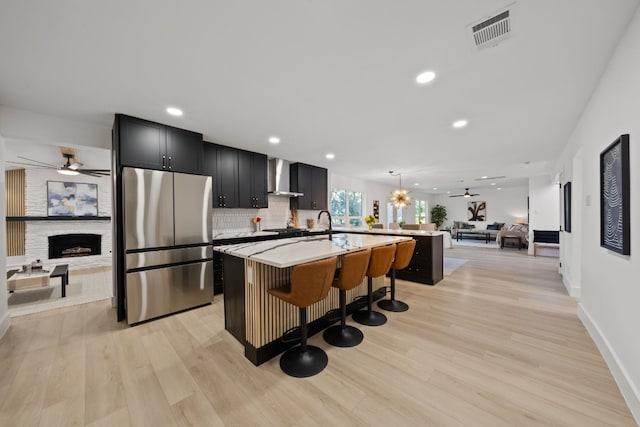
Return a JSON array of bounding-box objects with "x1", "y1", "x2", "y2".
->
[{"x1": 267, "y1": 158, "x2": 303, "y2": 197}]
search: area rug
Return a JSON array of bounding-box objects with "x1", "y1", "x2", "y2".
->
[
  {"x1": 443, "y1": 257, "x2": 468, "y2": 275},
  {"x1": 8, "y1": 267, "x2": 113, "y2": 317}
]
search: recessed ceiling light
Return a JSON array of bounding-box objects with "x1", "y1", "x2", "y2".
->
[
  {"x1": 452, "y1": 119, "x2": 468, "y2": 129},
  {"x1": 416, "y1": 71, "x2": 436, "y2": 84},
  {"x1": 447, "y1": 191, "x2": 451, "y2": 194},
  {"x1": 491, "y1": 182, "x2": 496, "y2": 186},
  {"x1": 481, "y1": 175, "x2": 488, "y2": 179},
  {"x1": 497, "y1": 187, "x2": 502, "y2": 190},
  {"x1": 414, "y1": 183, "x2": 420, "y2": 186},
  {"x1": 166, "y1": 107, "x2": 183, "y2": 116},
  {"x1": 432, "y1": 187, "x2": 438, "y2": 190},
  {"x1": 325, "y1": 153, "x2": 335, "y2": 159},
  {"x1": 268, "y1": 136, "x2": 280, "y2": 144}
]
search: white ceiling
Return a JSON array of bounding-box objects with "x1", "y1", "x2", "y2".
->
[{"x1": 1, "y1": 0, "x2": 638, "y2": 193}]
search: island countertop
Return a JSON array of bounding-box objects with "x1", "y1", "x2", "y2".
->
[
  {"x1": 333, "y1": 226, "x2": 454, "y2": 248},
  {"x1": 213, "y1": 233, "x2": 412, "y2": 268}
]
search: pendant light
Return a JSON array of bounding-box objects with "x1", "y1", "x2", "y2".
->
[{"x1": 389, "y1": 171, "x2": 411, "y2": 207}]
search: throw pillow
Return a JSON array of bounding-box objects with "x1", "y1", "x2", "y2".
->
[{"x1": 486, "y1": 224, "x2": 499, "y2": 230}]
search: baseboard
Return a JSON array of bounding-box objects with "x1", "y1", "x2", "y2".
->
[
  {"x1": 562, "y1": 275, "x2": 580, "y2": 298},
  {"x1": 0, "y1": 311, "x2": 10, "y2": 340},
  {"x1": 578, "y1": 304, "x2": 640, "y2": 424}
]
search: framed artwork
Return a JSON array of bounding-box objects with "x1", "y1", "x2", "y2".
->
[
  {"x1": 373, "y1": 199, "x2": 380, "y2": 221},
  {"x1": 563, "y1": 182, "x2": 572, "y2": 233},
  {"x1": 47, "y1": 181, "x2": 98, "y2": 217},
  {"x1": 468, "y1": 201, "x2": 486, "y2": 221},
  {"x1": 600, "y1": 134, "x2": 630, "y2": 255}
]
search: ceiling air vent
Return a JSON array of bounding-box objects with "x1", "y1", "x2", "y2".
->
[{"x1": 467, "y1": 4, "x2": 513, "y2": 50}]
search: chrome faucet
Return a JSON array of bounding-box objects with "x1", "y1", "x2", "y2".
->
[{"x1": 317, "y1": 210, "x2": 332, "y2": 241}]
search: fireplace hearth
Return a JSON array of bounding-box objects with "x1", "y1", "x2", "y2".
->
[{"x1": 49, "y1": 234, "x2": 101, "y2": 259}]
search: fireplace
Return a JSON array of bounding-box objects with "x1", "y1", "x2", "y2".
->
[{"x1": 48, "y1": 234, "x2": 102, "y2": 259}]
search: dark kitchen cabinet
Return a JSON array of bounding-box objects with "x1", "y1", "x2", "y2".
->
[
  {"x1": 395, "y1": 234, "x2": 443, "y2": 285},
  {"x1": 116, "y1": 114, "x2": 203, "y2": 174},
  {"x1": 290, "y1": 163, "x2": 328, "y2": 210},
  {"x1": 204, "y1": 143, "x2": 268, "y2": 209},
  {"x1": 238, "y1": 150, "x2": 268, "y2": 208},
  {"x1": 223, "y1": 254, "x2": 245, "y2": 343},
  {"x1": 165, "y1": 126, "x2": 203, "y2": 174},
  {"x1": 205, "y1": 143, "x2": 239, "y2": 208}
]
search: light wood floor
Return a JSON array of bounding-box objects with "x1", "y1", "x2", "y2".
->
[{"x1": 0, "y1": 247, "x2": 636, "y2": 426}]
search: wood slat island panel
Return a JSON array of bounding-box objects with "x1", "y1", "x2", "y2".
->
[{"x1": 216, "y1": 233, "x2": 411, "y2": 365}]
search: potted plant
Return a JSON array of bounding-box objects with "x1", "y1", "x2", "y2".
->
[{"x1": 430, "y1": 204, "x2": 447, "y2": 230}]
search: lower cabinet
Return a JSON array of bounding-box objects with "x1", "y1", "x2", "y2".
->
[
  {"x1": 395, "y1": 234, "x2": 443, "y2": 285},
  {"x1": 223, "y1": 254, "x2": 245, "y2": 343}
]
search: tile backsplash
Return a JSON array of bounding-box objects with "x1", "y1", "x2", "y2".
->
[
  {"x1": 212, "y1": 195, "x2": 324, "y2": 233},
  {"x1": 213, "y1": 195, "x2": 291, "y2": 233}
]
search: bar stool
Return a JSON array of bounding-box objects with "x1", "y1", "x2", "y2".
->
[
  {"x1": 352, "y1": 244, "x2": 396, "y2": 326},
  {"x1": 267, "y1": 256, "x2": 338, "y2": 378},
  {"x1": 323, "y1": 248, "x2": 372, "y2": 347},
  {"x1": 378, "y1": 239, "x2": 416, "y2": 312}
]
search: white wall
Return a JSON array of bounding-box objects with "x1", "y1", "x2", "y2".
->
[
  {"x1": 554, "y1": 6, "x2": 640, "y2": 421},
  {"x1": 528, "y1": 175, "x2": 560, "y2": 256},
  {"x1": 432, "y1": 185, "x2": 529, "y2": 228},
  {"x1": 0, "y1": 135, "x2": 10, "y2": 338}
]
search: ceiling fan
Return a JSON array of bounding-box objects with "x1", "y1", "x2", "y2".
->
[
  {"x1": 449, "y1": 188, "x2": 479, "y2": 198},
  {"x1": 7, "y1": 150, "x2": 110, "y2": 177}
]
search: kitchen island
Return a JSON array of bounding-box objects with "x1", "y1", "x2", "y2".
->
[
  {"x1": 335, "y1": 227, "x2": 446, "y2": 285},
  {"x1": 214, "y1": 233, "x2": 412, "y2": 365}
]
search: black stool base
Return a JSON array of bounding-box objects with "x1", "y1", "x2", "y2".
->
[
  {"x1": 352, "y1": 310, "x2": 387, "y2": 326},
  {"x1": 323, "y1": 325, "x2": 364, "y2": 347},
  {"x1": 377, "y1": 299, "x2": 409, "y2": 312},
  {"x1": 279, "y1": 345, "x2": 328, "y2": 378}
]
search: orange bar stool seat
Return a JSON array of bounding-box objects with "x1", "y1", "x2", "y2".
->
[
  {"x1": 378, "y1": 239, "x2": 416, "y2": 312},
  {"x1": 267, "y1": 256, "x2": 338, "y2": 377},
  {"x1": 323, "y1": 248, "x2": 372, "y2": 347},
  {"x1": 352, "y1": 244, "x2": 396, "y2": 327}
]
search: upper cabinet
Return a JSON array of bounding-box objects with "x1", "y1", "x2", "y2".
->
[
  {"x1": 238, "y1": 149, "x2": 268, "y2": 208},
  {"x1": 203, "y1": 143, "x2": 268, "y2": 209},
  {"x1": 289, "y1": 163, "x2": 328, "y2": 210},
  {"x1": 116, "y1": 114, "x2": 203, "y2": 174}
]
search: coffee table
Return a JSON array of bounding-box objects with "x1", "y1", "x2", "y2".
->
[
  {"x1": 7, "y1": 264, "x2": 69, "y2": 297},
  {"x1": 456, "y1": 230, "x2": 490, "y2": 243}
]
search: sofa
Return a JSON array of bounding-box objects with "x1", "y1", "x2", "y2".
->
[{"x1": 496, "y1": 224, "x2": 530, "y2": 248}]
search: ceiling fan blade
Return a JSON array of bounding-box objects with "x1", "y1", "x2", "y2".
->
[
  {"x1": 78, "y1": 170, "x2": 103, "y2": 177},
  {"x1": 449, "y1": 194, "x2": 464, "y2": 197},
  {"x1": 6, "y1": 161, "x2": 51, "y2": 168},
  {"x1": 79, "y1": 169, "x2": 110, "y2": 175},
  {"x1": 17, "y1": 156, "x2": 58, "y2": 168}
]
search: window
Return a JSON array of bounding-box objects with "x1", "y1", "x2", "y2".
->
[
  {"x1": 330, "y1": 189, "x2": 363, "y2": 226},
  {"x1": 415, "y1": 200, "x2": 427, "y2": 224}
]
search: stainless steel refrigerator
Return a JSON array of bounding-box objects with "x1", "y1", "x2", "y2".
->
[{"x1": 123, "y1": 167, "x2": 213, "y2": 325}]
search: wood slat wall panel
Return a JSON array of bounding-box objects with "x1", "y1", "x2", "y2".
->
[
  {"x1": 245, "y1": 258, "x2": 373, "y2": 347},
  {"x1": 5, "y1": 169, "x2": 26, "y2": 256}
]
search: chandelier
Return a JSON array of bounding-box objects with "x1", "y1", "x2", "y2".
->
[{"x1": 389, "y1": 171, "x2": 411, "y2": 207}]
